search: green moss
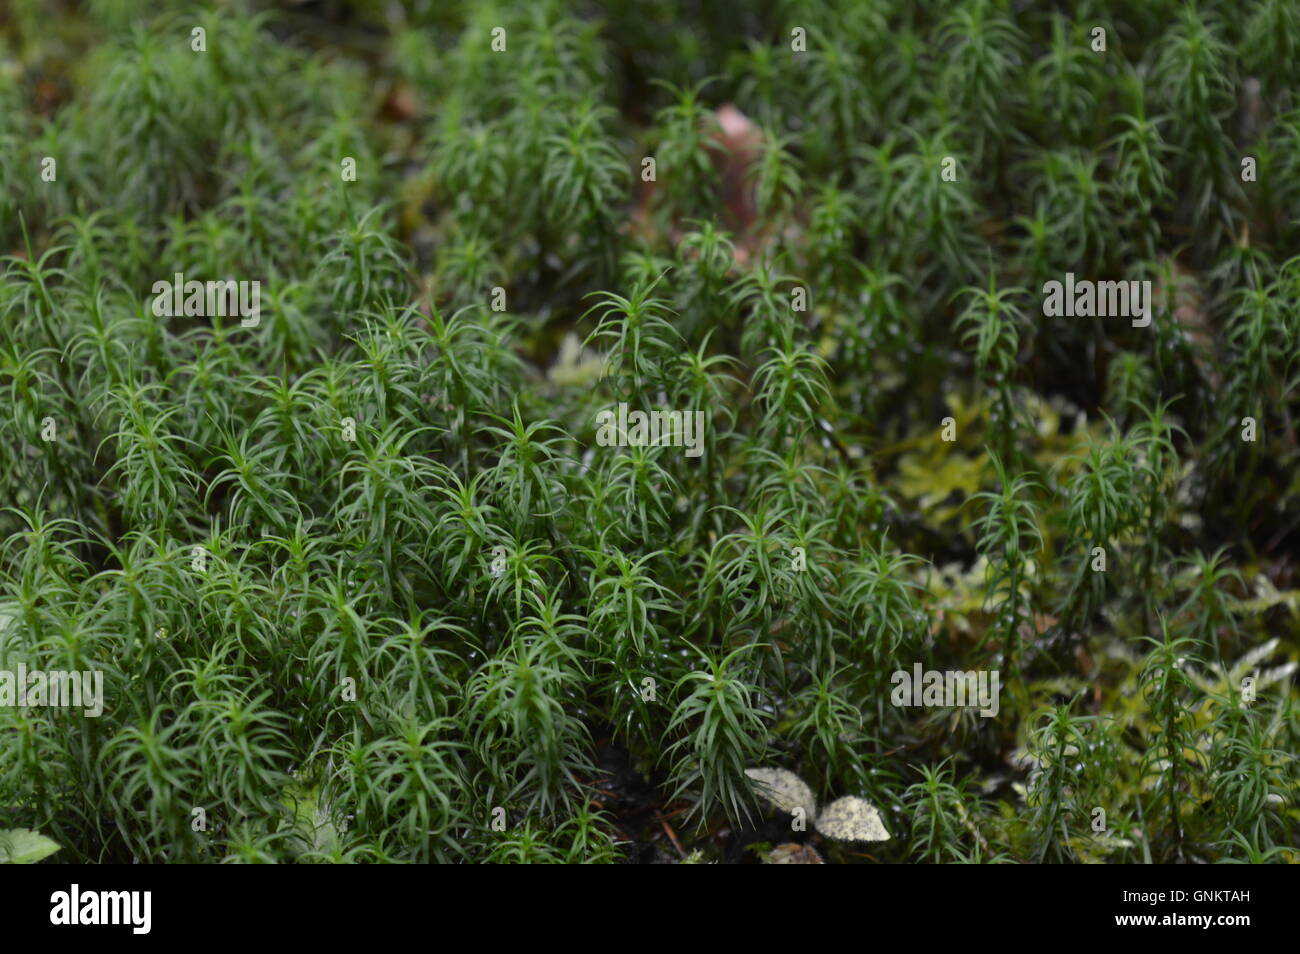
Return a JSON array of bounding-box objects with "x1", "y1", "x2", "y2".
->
[{"x1": 0, "y1": 0, "x2": 1296, "y2": 863}]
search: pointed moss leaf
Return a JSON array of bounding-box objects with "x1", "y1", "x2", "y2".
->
[
  {"x1": 814, "y1": 796, "x2": 890, "y2": 842},
  {"x1": 745, "y1": 767, "x2": 816, "y2": 817},
  {"x1": 0, "y1": 829, "x2": 61, "y2": 864}
]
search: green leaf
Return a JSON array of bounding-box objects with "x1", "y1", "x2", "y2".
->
[{"x1": 0, "y1": 829, "x2": 61, "y2": 864}]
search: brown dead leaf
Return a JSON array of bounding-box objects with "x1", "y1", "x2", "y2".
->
[
  {"x1": 629, "y1": 104, "x2": 765, "y2": 264},
  {"x1": 765, "y1": 842, "x2": 825, "y2": 864},
  {"x1": 380, "y1": 83, "x2": 419, "y2": 122},
  {"x1": 1155, "y1": 259, "x2": 1218, "y2": 386},
  {"x1": 712, "y1": 104, "x2": 762, "y2": 240}
]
